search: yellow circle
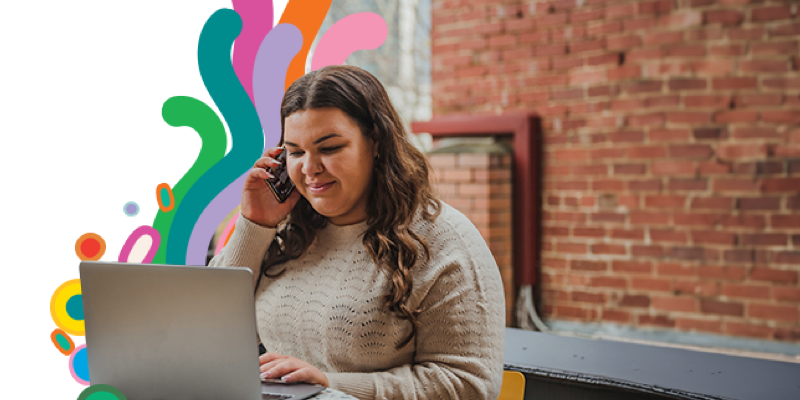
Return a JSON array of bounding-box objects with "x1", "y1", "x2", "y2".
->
[{"x1": 50, "y1": 279, "x2": 85, "y2": 336}]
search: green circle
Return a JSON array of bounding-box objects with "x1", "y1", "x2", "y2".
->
[
  {"x1": 86, "y1": 393, "x2": 120, "y2": 400},
  {"x1": 66, "y1": 295, "x2": 84, "y2": 321},
  {"x1": 78, "y1": 384, "x2": 127, "y2": 400}
]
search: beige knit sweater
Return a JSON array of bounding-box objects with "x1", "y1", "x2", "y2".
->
[{"x1": 208, "y1": 202, "x2": 505, "y2": 400}]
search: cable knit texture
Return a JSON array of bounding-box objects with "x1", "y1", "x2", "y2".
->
[{"x1": 208, "y1": 202, "x2": 505, "y2": 400}]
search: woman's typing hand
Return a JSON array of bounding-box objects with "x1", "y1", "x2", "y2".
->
[{"x1": 259, "y1": 352, "x2": 329, "y2": 387}]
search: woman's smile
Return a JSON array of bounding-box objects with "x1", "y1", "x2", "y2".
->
[{"x1": 307, "y1": 180, "x2": 336, "y2": 194}]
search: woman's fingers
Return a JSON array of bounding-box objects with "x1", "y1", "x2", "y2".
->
[
  {"x1": 254, "y1": 145, "x2": 285, "y2": 170},
  {"x1": 259, "y1": 355, "x2": 289, "y2": 375},
  {"x1": 259, "y1": 358, "x2": 300, "y2": 378},
  {"x1": 281, "y1": 367, "x2": 314, "y2": 384},
  {"x1": 253, "y1": 156, "x2": 281, "y2": 171},
  {"x1": 257, "y1": 354, "x2": 329, "y2": 386},
  {"x1": 259, "y1": 360, "x2": 279, "y2": 374},
  {"x1": 248, "y1": 167, "x2": 272, "y2": 180},
  {"x1": 247, "y1": 154, "x2": 286, "y2": 184},
  {"x1": 243, "y1": 168, "x2": 271, "y2": 190},
  {"x1": 248, "y1": 147, "x2": 287, "y2": 189},
  {"x1": 259, "y1": 352, "x2": 288, "y2": 365},
  {"x1": 260, "y1": 359, "x2": 296, "y2": 379},
  {"x1": 265, "y1": 147, "x2": 284, "y2": 157}
]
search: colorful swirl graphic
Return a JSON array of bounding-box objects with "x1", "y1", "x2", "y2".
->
[{"x1": 52, "y1": 2, "x2": 389, "y2": 397}]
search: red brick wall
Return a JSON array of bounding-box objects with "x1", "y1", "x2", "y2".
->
[
  {"x1": 431, "y1": 0, "x2": 800, "y2": 342},
  {"x1": 428, "y1": 152, "x2": 516, "y2": 325}
]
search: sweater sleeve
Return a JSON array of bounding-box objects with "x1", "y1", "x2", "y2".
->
[
  {"x1": 207, "y1": 212, "x2": 277, "y2": 282},
  {"x1": 326, "y1": 215, "x2": 506, "y2": 400}
]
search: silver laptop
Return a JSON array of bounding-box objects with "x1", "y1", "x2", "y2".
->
[{"x1": 80, "y1": 261, "x2": 324, "y2": 400}]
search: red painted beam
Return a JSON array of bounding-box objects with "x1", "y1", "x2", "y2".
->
[{"x1": 411, "y1": 113, "x2": 541, "y2": 286}]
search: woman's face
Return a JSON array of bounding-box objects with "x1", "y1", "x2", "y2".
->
[{"x1": 283, "y1": 107, "x2": 376, "y2": 226}]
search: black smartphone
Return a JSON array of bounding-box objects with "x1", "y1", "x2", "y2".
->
[{"x1": 265, "y1": 148, "x2": 295, "y2": 203}]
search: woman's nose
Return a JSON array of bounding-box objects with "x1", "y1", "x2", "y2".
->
[{"x1": 301, "y1": 154, "x2": 323, "y2": 176}]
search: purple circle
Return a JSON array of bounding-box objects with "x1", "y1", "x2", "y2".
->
[{"x1": 122, "y1": 201, "x2": 139, "y2": 218}]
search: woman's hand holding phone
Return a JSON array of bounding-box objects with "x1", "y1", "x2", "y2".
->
[{"x1": 242, "y1": 147, "x2": 301, "y2": 229}]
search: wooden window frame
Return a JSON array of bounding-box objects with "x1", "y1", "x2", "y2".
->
[{"x1": 412, "y1": 113, "x2": 541, "y2": 286}]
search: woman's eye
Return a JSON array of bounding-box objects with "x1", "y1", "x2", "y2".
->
[{"x1": 289, "y1": 146, "x2": 342, "y2": 157}]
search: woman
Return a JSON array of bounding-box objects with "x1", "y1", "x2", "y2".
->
[{"x1": 209, "y1": 65, "x2": 505, "y2": 399}]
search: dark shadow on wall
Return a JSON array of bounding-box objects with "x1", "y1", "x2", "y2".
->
[{"x1": 531, "y1": 116, "x2": 546, "y2": 322}]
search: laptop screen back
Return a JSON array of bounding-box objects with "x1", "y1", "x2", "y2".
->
[{"x1": 80, "y1": 261, "x2": 262, "y2": 400}]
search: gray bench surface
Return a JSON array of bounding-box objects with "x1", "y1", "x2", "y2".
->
[{"x1": 504, "y1": 328, "x2": 800, "y2": 400}]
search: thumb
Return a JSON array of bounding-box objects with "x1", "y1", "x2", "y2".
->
[{"x1": 287, "y1": 188, "x2": 302, "y2": 205}]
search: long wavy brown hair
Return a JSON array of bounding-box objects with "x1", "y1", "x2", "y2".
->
[{"x1": 256, "y1": 65, "x2": 441, "y2": 349}]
